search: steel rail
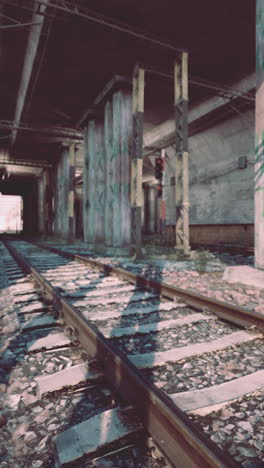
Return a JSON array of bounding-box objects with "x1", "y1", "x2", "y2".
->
[
  {"x1": 3, "y1": 239, "x2": 240, "y2": 468},
  {"x1": 35, "y1": 242, "x2": 264, "y2": 332}
]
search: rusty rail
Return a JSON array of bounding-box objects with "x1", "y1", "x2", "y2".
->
[
  {"x1": 4, "y1": 239, "x2": 241, "y2": 468},
  {"x1": 36, "y1": 242, "x2": 264, "y2": 332}
]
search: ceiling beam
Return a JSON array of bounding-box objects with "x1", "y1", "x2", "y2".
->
[
  {"x1": 0, "y1": 120, "x2": 83, "y2": 140},
  {"x1": 11, "y1": 0, "x2": 49, "y2": 146},
  {"x1": 0, "y1": 158, "x2": 52, "y2": 168}
]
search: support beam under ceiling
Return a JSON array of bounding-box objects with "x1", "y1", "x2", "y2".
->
[{"x1": 11, "y1": 0, "x2": 49, "y2": 146}]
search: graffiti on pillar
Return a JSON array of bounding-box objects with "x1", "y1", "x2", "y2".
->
[
  {"x1": 95, "y1": 157, "x2": 105, "y2": 207},
  {"x1": 255, "y1": 134, "x2": 264, "y2": 191},
  {"x1": 255, "y1": 132, "x2": 264, "y2": 218}
]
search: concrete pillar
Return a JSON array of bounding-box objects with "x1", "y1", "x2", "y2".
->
[
  {"x1": 174, "y1": 52, "x2": 190, "y2": 255},
  {"x1": 53, "y1": 147, "x2": 69, "y2": 239},
  {"x1": 255, "y1": 0, "x2": 264, "y2": 269},
  {"x1": 101, "y1": 88, "x2": 132, "y2": 251},
  {"x1": 68, "y1": 143, "x2": 75, "y2": 243},
  {"x1": 53, "y1": 162, "x2": 59, "y2": 235},
  {"x1": 44, "y1": 169, "x2": 53, "y2": 235},
  {"x1": 62, "y1": 147, "x2": 69, "y2": 237},
  {"x1": 112, "y1": 90, "x2": 132, "y2": 248},
  {"x1": 83, "y1": 118, "x2": 106, "y2": 247},
  {"x1": 94, "y1": 122, "x2": 105, "y2": 244},
  {"x1": 143, "y1": 185, "x2": 149, "y2": 233},
  {"x1": 82, "y1": 77, "x2": 132, "y2": 253},
  {"x1": 37, "y1": 174, "x2": 45, "y2": 234},
  {"x1": 104, "y1": 101, "x2": 113, "y2": 246},
  {"x1": 148, "y1": 186, "x2": 156, "y2": 233},
  {"x1": 87, "y1": 120, "x2": 96, "y2": 245},
  {"x1": 111, "y1": 94, "x2": 121, "y2": 248},
  {"x1": 131, "y1": 66, "x2": 144, "y2": 258},
  {"x1": 83, "y1": 128, "x2": 89, "y2": 242},
  {"x1": 156, "y1": 190, "x2": 161, "y2": 234}
]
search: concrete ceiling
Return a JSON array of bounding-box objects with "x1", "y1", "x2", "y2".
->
[{"x1": 0, "y1": 0, "x2": 255, "y2": 185}]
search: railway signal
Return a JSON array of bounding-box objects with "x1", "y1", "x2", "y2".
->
[{"x1": 155, "y1": 157, "x2": 164, "y2": 180}]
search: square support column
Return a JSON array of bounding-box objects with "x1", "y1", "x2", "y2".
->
[
  {"x1": 83, "y1": 116, "x2": 105, "y2": 247},
  {"x1": 86, "y1": 120, "x2": 96, "y2": 245},
  {"x1": 81, "y1": 76, "x2": 133, "y2": 254},
  {"x1": 256, "y1": 0, "x2": 264, "y2": 270},
  {"x1": 53, "y1": 146, "x2": 70, "y2": 239},
  {"x1": 104, "y1": 101, "x2": 114, "y2": 246},
  {"x1": 37, "y1": 173, "x2": 45, "y2": 234},
  {"x1": 94, "y1": 121, "x2": 106, "y2": 244},
  {"x1": 112, "y1": 89, "x2": 132, "y2": 249},
  {"x1": 68, "y1": 143, "x2": 76, "y2": 243},
  {"x1": 83, "y1": 127, "x2": 89, "y2": 243},
  {"x1": 37, "y1": 169, "x2": 52, "y2": 236},
  {"x1": 131, "y1": 65, "x2": 145, "y2": 259},
  {"x1": 174, "y1": 52, "x2": 190, "y2": 256},
  {"x1": 44, "y1": 169, "x2": 53, "y2": 236}
]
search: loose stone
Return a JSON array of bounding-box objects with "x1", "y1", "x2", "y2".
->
[
  {"x1": 0, "y1": 412, "x2": 7, "y2": 428},
  {"x1": 238, "y1": 421, "x2": 254, "y2": 432},
  {"x1": 238, "y1": 446, "x2": 258, "y2": 458}
]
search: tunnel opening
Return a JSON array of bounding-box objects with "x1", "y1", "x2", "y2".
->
[{"x1": 0, "y1": 194, "x2": 23, "y2": 233}]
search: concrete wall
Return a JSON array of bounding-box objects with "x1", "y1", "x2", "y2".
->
[
  {"x1": 188, "y1": 108, "x2": 254, "y2": 225},
  {"x1": 163, "y1": 108, "x2": 254, "y2": 227},
  {"x1": 144, "y1": 106, "x2": 255, "y2": 246},
  {"x1": 190, "y1": 224, "x2": 254, "y2": 247}
]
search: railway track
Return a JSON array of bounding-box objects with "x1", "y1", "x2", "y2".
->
[{"x1": 1, "y1": 238, "x2": 264, "y2": 467}]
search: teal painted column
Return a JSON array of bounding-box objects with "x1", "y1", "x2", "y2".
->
[
  {"x1": 62, "y1": 147, "x2": 70, "y2": 238},
  {"x1": 68, "y1": 143, "x2": 75, "y2": 243},
  {"x1": 120, "y1": 91, "x2": 132, "y2": 246},
  {"x1": 94, "y1": 121, "x2": 105, "y2": 244},
  {"x1": 256, "y1": 0, "x2": 264, "y2": 269},
  {"x1": 83, "y1": 127, "x2": 89, "y2": 242},
  {"x1": 37, "y1": 173, "x2": 45, "y2": 234},
  {"x1": 104, "y1": 101, "x2": 114, "y2": 246},
  {"x1": 83, "y1": 117, "x2": 106, "y2": 247},
  {"x1": 53, "y1": 147, "x2": 69, "y2": 239},
  {"x1": 87, "y1": 120, "x2": 96, "y2": 245},
  {"x1": 82, "y1": 78, "x2": 132, "y2": 252},
  {"x1": 112, "y1": 89, "x2": 132, "y2": 249}
]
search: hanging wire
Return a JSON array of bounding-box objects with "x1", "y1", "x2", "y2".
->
[
  {"x1": 6, "y1": 0, "x2": 183, "y2": 53},
  {"x1": 0, "y1": 134, "x2": 12, "y2": 140},
  {"x1": 228, "y1": 101, "x2": 254, "y2": 126},
  {"x1": 0, "y1": 22, "x2": 41, "y2": 29},
  {"x1": 144, "y1": 67, "x2": 255, "y2": 102}
]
